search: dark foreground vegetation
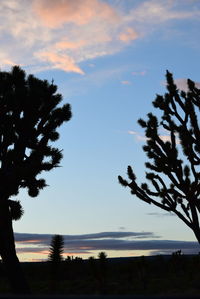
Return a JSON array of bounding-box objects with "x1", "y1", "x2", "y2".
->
[{"x1": 0, "y1": 254, "x2": 200, "y2": 296}]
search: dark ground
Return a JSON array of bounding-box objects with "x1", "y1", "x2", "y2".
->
[{"x1": 0, "y1": 255, "x2": 200, "y2": 297}]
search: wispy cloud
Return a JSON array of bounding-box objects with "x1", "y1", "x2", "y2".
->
[
  {"x1": 121, "y1": 80, "x2": 132, "y2": 85},
  {"x1": 61, "y1": 65, "x2": 131, "y2": 96},
  {"x1": 35, "y1": 51, "x2": 85, "y2": 74},
  {"x1": 128, "y1": 130, "x2": 147, "y2": 142},
  {"x1": 147, "y1": 212, "x2": 175, "y2": 217},
  {"x1": 128, "y1": 130, "x2": 180, "y2": 144},
  {"x1": 0, "y1": 0, "x2": 199, "y2": 74},
  {"x1": 132, "y1": 71, "x2": 147, "y2": 76},
  {"x1": 126, "y1": 0, "x2": 200, "y2": 24}
]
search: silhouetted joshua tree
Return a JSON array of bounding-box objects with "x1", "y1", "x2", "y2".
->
[
  {"x1": 48, "y1": 235, "x2": 64, "y2": 293},
  {"x1": 119, "y1": 71, "x2": 200, "y2": 244},
  {"x1": 48, "y1": 234, "x2": 64, "y2": 264},
  {"x1": 0, "y1": 66, "x2": 71, "y2": 293}
]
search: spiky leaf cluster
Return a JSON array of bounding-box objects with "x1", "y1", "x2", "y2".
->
[
  {"x1": 119, "y1": 71, "x2": 200, "y2": 240},
  {"x1": 8, "y1": 200, "x2": 24, "y2": 220},
  {"x1": 48, "y1": 234, "x2": 64, "y2": 263},
  {"x1": 0, "y1": 66, "x2": 71, "y2": 202}
]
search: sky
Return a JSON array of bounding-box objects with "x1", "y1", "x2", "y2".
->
[{"x1": 0, "y1": 0, "x2": 200, "y2": 261}]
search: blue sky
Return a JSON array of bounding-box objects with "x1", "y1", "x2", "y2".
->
[{"x1": 1, "y1": 0, "x2": 200, "y2": 261}]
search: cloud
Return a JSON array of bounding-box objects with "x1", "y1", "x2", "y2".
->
[
  {"x1": 14, "y1": 231, "x2": 200, "y2": 259},
  {"x1": 61, "y1": 65, "x2": 131, "y2": 96},
  {"x1": 119, "y1": 27, "x2": 138, "y2": 43},
  {"x1": 132, "y1": 71, "x2": 146, "y2": 76},
  {"x1": 35, "y1": 51, "x2": 85, "y2": 74},
  {"x1": 159, "y1": 134, "x2": 180, "y2": 144},
  {"x1": 88, "y1": 63, "x2": 95, "y2": 68},
  {"x1": 0, "y1": 0, "x2": 121, "y2": 74},
  {"x1": 128, "y1": 130, "x2": 180, "y2": 144},
  {"x1": 119, "y1": 226, "x2": 126, "y2": 230},
  {"x1": 55, "y1": 40, "x2": 86, "y2": 50},
  {"x1": 0, "y1": 0, "x2": 198, "y2": 74},
  {"x1": 136, "y1": 135, "x2": 147, "y2": 142},
  {"x1": 121, "y1": 80, "x2": 132, "y2": 85},
  {"x1": 128, "y1": 131, "x2": 147, "y2": 142},
  {"x1": 15, "y1": 231, "x2": 156, "y2": 244},
  {"x1": 15, "y1": 230, "x2": 159, "y2": 258},
  {"x1": 33, "y1": 0, "x2": 118, "y2": 28},
  {"x1": 127, "y1": 0, "x2": 200, "y2": 24},
  {"x1": 128, "y1": 131, "x2": 137, "y2": 135},
  {"x1": 147, "y1": 212, "x2": 175, "y2": 217},
  {"x1": 159, "y1": 135, "x2": 172, "y2": 143},
  {"x1": 174, "y1": 78, "x2": 200, "y2": 92}
]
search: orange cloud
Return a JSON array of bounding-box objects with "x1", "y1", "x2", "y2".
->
[
  {"x1": 2, "y1": 58, "x2": 17, "y2": 66},
  {"x1": 36, "y1": 51, "x2": 84, "y2": 74},
  {"x1": 31, "y1": 250, "x2": 49, "y2": 255},
  {"x1": 33, "y1": 0, "x2": 118, "y2": 28},
  {"x1": 55, "y1": 40, "x2": 86, "y2": 50},
  {"x1": 119, "y1": 28, "x2": 138, "y2": 43},
  {"x1": 16, "y1": 239, "x2": 41, "y2": 244}
]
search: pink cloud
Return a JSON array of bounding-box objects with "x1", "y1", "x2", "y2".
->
[
  {"x1": 33, "y1": 0, "x2": 118, "y2": 28},
  {"x1": 121, "y1": 80, "x2": 131, "y2": 85},
  {"x1": 55, "y1": 40, "x2": 86, "y2": 50},
  {"x1": 174, "y1": 78, "x2": 200, "y2": 92},
  {"x1": 157, "y1": 134, "x2": 180, "y2": 144},
  {"x1": 36, "y1": 51, "x2": 84, "y2": 74},
  {"x1": 17, "y1": 239, "x2": 41, "y2": 244},
  {"x1": 128, "y1": 130, "x2": 180, "y2": 144},
  {"x1": 119, "y1": 28, "x2": 138, "y2": 43},
  {"x1": 159, "y1": 135, "x2": 171, "y2": 143},
  {"x1": 0, "y1": 0, "x2": 198, "y2": 75}
]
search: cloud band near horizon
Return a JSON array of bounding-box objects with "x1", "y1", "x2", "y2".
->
[{"x1": 14, "y1": 231, "x2": 200, "y2": 258}]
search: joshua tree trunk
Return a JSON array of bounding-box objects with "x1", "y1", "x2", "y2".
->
[
  {"x1": 193, "y1": 228, "x2": 200, "y2": 245},
  {"x1": 0, "y1": 200, "x2": 30, "y2": 294}
]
